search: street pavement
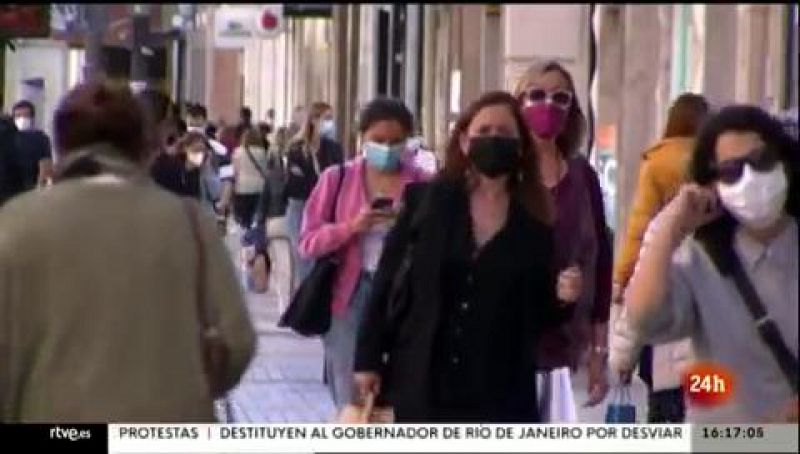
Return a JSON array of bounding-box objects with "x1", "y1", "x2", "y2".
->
[{"x1": 219, "y1": 218, "x2": 649, "y2": 423}]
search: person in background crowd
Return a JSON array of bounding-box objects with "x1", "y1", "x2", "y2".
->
[
  {"x1": 173, "y1": 131, "x2": 225, "y2": 215},
  {"x1": 232, "y1": 127, "x2": 269, "y2": 230},
  {"x1": 11, "y1": 100, "x2": 53, "y2": 190},
  {"x1": 407, "y1": 134, "x2": 439, "y2": 174},
  {"x1": 286, "y1": 101, "x2": 344, "y2": 285},
  {"x1": 610, "y1": 93, "x2": 710, "y2": 423},
  {"x1": 140, "y1": 89, "x2": 188, "y2": 197},
  {"x1": 299, "y1": 98, "x2": 431, "y2": 411},
  {"x1": 240, "y1": 224, "x2": 270, "y2": 294},
  {"x1": 777, "y1": 107, "x2": 798, "y2": 140},
  {"x1": 513, "y1": 61, "x2": 612, "y2": 422},
  {"x1": 354, "y1": 91, "x2": 579, "y2": 422},
  {"x1": 187, "y1": 104, "x2": 233, "y2": 220},
  {"x1": 617, "y1": 105, "x2": 798, "y2": 423},
  {"x1": 0, "y1": 82, "x2": 255, "y2": 422},
  {"x1": 288, "y1": 105, "x2": 306, "y2": 140},
  {"x1": 237, "y1": 106, "x2": 253, "y2": 141},
  {"x1": 0, "y1": 115, "x2": 24, "y2": 206}
]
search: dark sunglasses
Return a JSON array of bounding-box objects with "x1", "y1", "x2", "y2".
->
[
  {"x1": 523, "y1": 88, "x2": 573, "y2": 109},
  {"x1": 712, "y1": 147, "x2": 779, "y2": 184}
]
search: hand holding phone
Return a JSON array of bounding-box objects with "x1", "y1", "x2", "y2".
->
[{"x1": 371, "y1": 197, "x2": 394, "y2": 211}]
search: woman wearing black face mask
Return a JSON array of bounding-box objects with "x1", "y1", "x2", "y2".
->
[{"x1": 353, "y1": 91, "x2": 578, "y2": 422}]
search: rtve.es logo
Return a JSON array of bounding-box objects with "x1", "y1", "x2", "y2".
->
[
  {"x1": 683, "y1": 361, "x2": 736, "y2": 407},
  {"x1": 50, "y1": 426, "x2": 92, "y2": 441}
]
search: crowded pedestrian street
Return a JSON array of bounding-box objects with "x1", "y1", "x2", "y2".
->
[{"x1": 0, "y1": 4, "x2": 797, "y2": 428}]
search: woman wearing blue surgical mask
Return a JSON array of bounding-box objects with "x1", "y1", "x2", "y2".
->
[
  {"x1": 298, "y1": 98, "x2": 433, "y2": 411},
  {"x1": 285, "y1": 101, "x2": 344, "y2": 287}
]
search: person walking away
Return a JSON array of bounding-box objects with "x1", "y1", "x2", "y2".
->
[
  {"x1": 0, "y1": 82, "x2": 256, "y2": 423},
  {"x1": 11, "y1": 100, "x2": 53, "y2": 190},
  {"x1": 286, "y1": 101, "x2": 344, "y2": 286},
  {"x1": 609, "y1": 93, "x2": 709, "y2": 423},
  {"x1": 232, "y1": 127, "x2": 269, "y2": 230},
  {"x1": 620, "y1": 105, "x2": 799, "y2": 423},
  {"x1": 354, "y1": 91, "x2": 581, "y2": 422},
  {"x1": 513, "y1": 61, "x2": 613, "y2": 421},
  {"x1": 0, "y1": 115, "x2": 24, "y2": 206},
  {"x1": 299, "y1": 98, "x2": 431, "y2": 411}
]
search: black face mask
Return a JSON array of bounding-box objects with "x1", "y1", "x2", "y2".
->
[{"x1": 467, "y1": 136, "x2": 521, "y2": 178}]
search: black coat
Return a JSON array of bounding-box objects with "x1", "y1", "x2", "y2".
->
[
  {"x1": 284, "y1": 137, "x2": 343, "y2": 200},
  {"x1": 355, "y1": 179, "x2": 573, "y2": 422}
]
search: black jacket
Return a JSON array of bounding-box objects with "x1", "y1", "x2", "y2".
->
[
  {"x1": 354, "y1": 179, "x2": 573, "y2": 422},
  {"x1": 284, "y1": 137, "x2": 343, "y2": 200}
]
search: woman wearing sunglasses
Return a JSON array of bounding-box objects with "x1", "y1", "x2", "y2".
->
[
  {"x1": 513, "y1": 61, "x2": 613, "y2": 421},
  {"x1": 622, "y1": 105, "x2": 799, "y2": 423}
]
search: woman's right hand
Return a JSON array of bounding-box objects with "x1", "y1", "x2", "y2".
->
[
  {"x1": 349, "y1": 209, "x2": 383, "y2": 234},
  {"x1": 667, "y1": 184, "x2": 723, "y2": 241},
  {"x1": 354, "y1": 372, "x2": 381, "y2": 403}
]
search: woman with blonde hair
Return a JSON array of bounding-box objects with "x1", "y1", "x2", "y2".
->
[
  {"x1": 513, "y1": 61, "x2": 613, "y2": 422},
  {"x1": 285, "y1": 101, "x2": 344, "y2": 284}
]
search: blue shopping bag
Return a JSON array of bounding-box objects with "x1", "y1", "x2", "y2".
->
[{"x1": 605, "y1": 385, "x2": 636, "y2": 423}]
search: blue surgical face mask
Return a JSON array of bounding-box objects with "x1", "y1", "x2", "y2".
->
[
  {"x1": 364, "y1": 141, "x2": 405, "y2": 172},
  {"x1": 319, "y1": 119, "x2": 336, "y2": 139}
]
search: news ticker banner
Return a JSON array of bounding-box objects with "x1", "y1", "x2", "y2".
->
[{"x1": 1, "y1": 424, "x2": 797, "y2": 453}]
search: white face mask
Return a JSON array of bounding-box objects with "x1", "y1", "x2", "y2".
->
[
  {"x1": 187, "y1": 151, "x2": 205, "y2": 167},
  {"x1": 14, "y1": 116, "x2": 32, "y2": 131},
  {"x1": 187, "y1": 126, "x2": 205, "y2": 134},
  {"x1": 716, "y1": 162, "x2": 788, "y2": 230}
]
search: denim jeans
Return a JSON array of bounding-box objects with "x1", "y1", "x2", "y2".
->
[
  {"x1": 322, "y1": 272, "x2": 373, "y2": 411},
  {"x1": 286, "y1": 198, "x2": 312, "y2": 287}
]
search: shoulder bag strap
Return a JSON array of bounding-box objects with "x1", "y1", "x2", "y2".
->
[
  {"x1": 729, "y1": 252, "x2": 799, "y2": 393},
  {"x1": 328, "y1": 163, "x2": 346, "y2": 223},
  {"x1": 244, "y1": 146, "x2": 268, "y2": 180}
]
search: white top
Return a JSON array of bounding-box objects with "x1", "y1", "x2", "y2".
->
[{"x1": 233, "y1": 146, "x2": 268, "y2": 194}]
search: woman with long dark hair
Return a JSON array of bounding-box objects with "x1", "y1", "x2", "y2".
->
[
  {"x1": 622, "y1": 105, "x2": 799, "y2": 422},
  {"x1": 353, "y1": 91, "x2": 579, "y2": 422}
]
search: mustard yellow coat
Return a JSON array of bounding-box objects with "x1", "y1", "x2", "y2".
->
[{"x1": 613, "y1": 137, "x2": 694, "y2": 287}]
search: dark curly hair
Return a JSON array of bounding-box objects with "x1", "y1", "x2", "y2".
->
[{"x1": 689, "y1": 104, "x2": 800, "y2": 274}]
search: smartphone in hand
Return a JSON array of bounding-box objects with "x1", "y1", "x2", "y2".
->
[{"x1": 371, "y1": 197, "x2": 394, "y2": 211}]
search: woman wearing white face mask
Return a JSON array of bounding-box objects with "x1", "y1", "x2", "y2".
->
[
  {"x1": 621, "y1": 105, "x2": 799, "y2": 423},
  {"x1": 173, "y1": 132, "x2": 223, "y2": 214}
]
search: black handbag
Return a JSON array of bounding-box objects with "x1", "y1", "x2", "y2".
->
[{"x1": 278, "y1": 164, "x2": 345, "y2": 336}]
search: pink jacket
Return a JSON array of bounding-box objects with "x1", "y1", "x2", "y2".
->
[{"x1": 299, "y1": 156, "x2": 432, "y2": 317}]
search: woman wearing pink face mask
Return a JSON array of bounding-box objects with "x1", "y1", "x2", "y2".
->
[{"x1": 514, "y1": 61, "x2": 613, "y2": 422}]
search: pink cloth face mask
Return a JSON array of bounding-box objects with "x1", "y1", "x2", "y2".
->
[{"x1": 523, "y1": 103, "x2": 568, "y2": 141}]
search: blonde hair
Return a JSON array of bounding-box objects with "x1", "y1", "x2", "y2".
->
[
  {"x1": 513, "y1": 60, "x2": 586, "y2": 158},
  {"x1": 293, "y1": 101, "x2": 332, "y2": 152}
]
